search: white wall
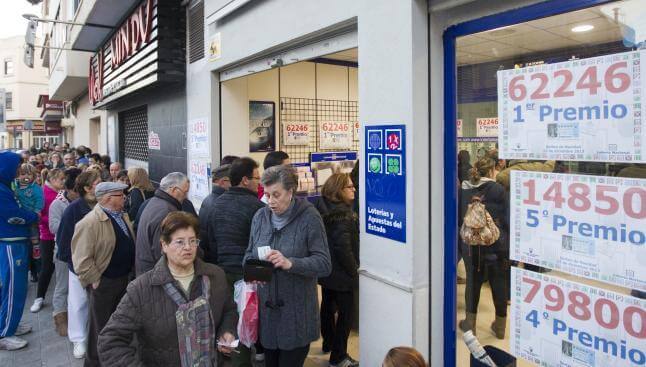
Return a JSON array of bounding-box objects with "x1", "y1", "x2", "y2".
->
[{"x1": 74, "y1": 95, "x2": 107, "y2": 153}]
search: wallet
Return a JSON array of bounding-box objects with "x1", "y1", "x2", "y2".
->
[{"x1": 243, "y1": 259, "x2": 274, "y2": 282}]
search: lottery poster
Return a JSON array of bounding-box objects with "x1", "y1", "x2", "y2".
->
[
  {"x1": 497, "y1": 49, "x2": 645, "y2": 163},
  {"x1": 283, "y1": 122, "x2": 310, "y2": 146},
  {"x1": 476, "y1": 117, "x2": 499, "y2": 137},
  {"x1": 511, "y1": 267, "x2": 645, "y2": 367},
  {"x1": 320, "y1": 121, "x2": 352, "y2": 149},
  {"x1": 510, "y1": 171, "x2": 645, "y2": 291}
]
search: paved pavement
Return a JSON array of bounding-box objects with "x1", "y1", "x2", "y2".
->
[{"x1": 0, "y1": 276, "x2": 348, "y2": 367}]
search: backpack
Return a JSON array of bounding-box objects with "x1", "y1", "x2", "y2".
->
[{"x1": 460, "y1": 196, "x2": 500, "y2": 246}]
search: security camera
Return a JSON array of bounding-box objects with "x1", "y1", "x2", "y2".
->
[{"x1": 269, "y1": 58, "x2": 284, "y2": 68}]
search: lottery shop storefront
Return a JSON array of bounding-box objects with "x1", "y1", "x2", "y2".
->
[{"x1": 442, "y1": 0, "x2": 645, "y2": 366}]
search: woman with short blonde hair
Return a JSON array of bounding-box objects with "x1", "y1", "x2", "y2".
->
[{"x1": 126, "y1": 167, "x2": 155, "y2": 219}]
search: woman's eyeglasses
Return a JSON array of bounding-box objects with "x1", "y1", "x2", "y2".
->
[{"x1": 169, "y1": 239, "x2": 200, "y2": 249}]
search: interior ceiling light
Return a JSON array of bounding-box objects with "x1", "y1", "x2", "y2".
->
[{"x1": 572, "y1": 24, "x2": 594, "y2": 33}]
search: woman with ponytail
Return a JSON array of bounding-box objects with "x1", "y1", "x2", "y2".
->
[{"x1": 457, "y1": 157, "x2": 509, "y2": 339}]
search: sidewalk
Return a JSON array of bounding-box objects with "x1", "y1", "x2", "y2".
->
[{"x1": 0, "y1": 277, "x2": 353, "y2": 367}]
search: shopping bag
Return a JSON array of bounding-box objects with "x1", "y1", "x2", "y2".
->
[{"x1": 233, "y1": 280, "x2": 259, "y2": 348}]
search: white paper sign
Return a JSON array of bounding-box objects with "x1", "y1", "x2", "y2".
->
[
  {"x1": 148, "y1": 131, "x2": 160, "y2": 150},
  {"x1": 188, "y1": 118, "x2": 209, "y2": 157},
  {"x1": 282, "y1": 122, "x2": 310, "y2": 146},
  {"x1": 498, "y1": 50, "x2": 646, "y2": 163},
  {"x1": 320, "y1": 121, "x2": 352, "y2": 149},
  {"x1": 511, "y1": 267, "x2": 645, "y2": 367},
  {"x1": 510, "y1": 171, "x2": 646, "y2": 291},
  {"x1": 188, "y1": 159, "x2": 210, "y2": 202},
  {"x1": 457, "y1": 119, "x2": 463, "y2": 138},
  {"x1": 353, "y1": 121, "x2": 360, "y2": 141},
  {"x1": 476, "y1": 117, "x2": 498, "y2": 137}
]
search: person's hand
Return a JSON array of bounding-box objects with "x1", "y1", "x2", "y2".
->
[
  {"x1": 267, "y1": 250, "x2": 292, "y2": 270},
  {"x1": 217, "y1": 332, "x2": 236, "y2": 355},
  {"x1": 92, "y1": 280, "x2": 100, "y2": 290}
]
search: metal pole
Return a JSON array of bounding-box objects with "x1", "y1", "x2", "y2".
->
[{"x1": 31, "y1": 45, "x2": 77, "y2": 51}]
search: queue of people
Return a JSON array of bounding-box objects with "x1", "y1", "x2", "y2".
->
[{"x1": 0, "y1": 146, "x2": 430, "y2": 367}]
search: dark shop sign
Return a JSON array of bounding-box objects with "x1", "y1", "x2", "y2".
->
[{"x1": 89, "y1": 0, "x2": 185, "y2": 108}]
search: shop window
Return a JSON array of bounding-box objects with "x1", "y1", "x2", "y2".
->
[
  {"x1": 452, "y1": 2, "x2": 645, "y2": 366},
  {"x1": 119, "y1": 106, "x2": 148, "y2": 162},
  {"x1": 5, "y1": 92, "x2": 12, "y2": 110},
  {"x1": 4, "y1": 59, "x2": 14, "y2": 75},
  {"x1": 188, "y1": 1, "x2": 204, "y2": 63}
]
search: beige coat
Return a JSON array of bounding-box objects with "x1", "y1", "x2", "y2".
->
[{"x1": 72, "y1": 204, "x2": 134, "y2": 288}]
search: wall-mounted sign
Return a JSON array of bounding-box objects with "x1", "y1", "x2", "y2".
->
[
  {"x1": 189, "y1": 159, "x2": 210, "y2": 202},
  {"x1": 283, "y1": 122, "x2": 310, "y2": 146},
  {"x1": 89, "y1": 0, "x2": 185, "y2": 107},
  {"x1": 476, "y1": 117, "x2": 498, "y2": 137},
  {"x1": 511, "y1": 267, "x2": 645, "y2": 367},
  {"x1": 320, "y1": 121, "x2": 352, "y2": 149},
  {"x1": 209, "y1": 32, "x2": 221, "y2": 61},
  {"x1": 365, "y1": 125, "x2": 406, "y2": 243},
  {"x1": 498, "y1": 49, "x2": 645, "y2": 162},
  {"x1": 148, "y1": 131, "x2": 160, "y2": 150},
  {"x1": 457, "y1": 119, "x2": 463, "y2": 138},
  {"x1": 353, "y1": 121, "x2": 360, "y2": 141},
  {"x1": 188, "y1": 118, "x2": 209, "y2": 157},
  {"x1": 510, "y1": 171, "x2": 645, "y2": 291}
]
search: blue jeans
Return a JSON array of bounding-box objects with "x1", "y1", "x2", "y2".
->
[{"x1": 0, "y1": 241, "x2": 29, "y2": 337}]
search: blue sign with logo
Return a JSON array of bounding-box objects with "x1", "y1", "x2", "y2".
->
[{"x1": 365, "y1": 124, "x2": 406, "y2": 243}]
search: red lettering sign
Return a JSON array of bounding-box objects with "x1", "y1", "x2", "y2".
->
[
  {"x1": 88, "y1": 49, "x2": 103, "y2": 105},
  {"x1": 111, "y1": 0, "x2": 154, "y2": 69}
]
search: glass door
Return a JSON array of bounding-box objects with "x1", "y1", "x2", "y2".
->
[{"x1": 449, "y1": 1, "x2": 645, "y2": 365}]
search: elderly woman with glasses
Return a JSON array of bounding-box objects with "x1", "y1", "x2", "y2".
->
[
  {"x1": 99, "y1": 211, "x2": 238, "y2": 366},
  {"x1": 244, "y1": 165, "x2": 331, "y2": 367}
]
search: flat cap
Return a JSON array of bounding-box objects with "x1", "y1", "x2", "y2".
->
[
  {"x1": 95, "y1": 182, "x2": 128, "y2": 198},
  {"x1": 212, "y1": 164, "x2": 231, "y2": 181}
]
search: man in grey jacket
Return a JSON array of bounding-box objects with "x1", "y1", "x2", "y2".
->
[
  {"x1": 244, "y1": 165, "x2": 331, "y2": 367},
  {"x1": 135, "y1": 172, "x2": 190, "y2": 276}
]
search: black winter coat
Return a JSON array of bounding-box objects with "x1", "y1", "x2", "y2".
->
[
  {"x1": 458, "y1": 179, "x2": 509, "y2": 261},
  {"x1": 204, "y1": 187, "x2": 264, "y2": 273},
  {"x1": 127, "y1": 188, "x2": 154, "y2": 221},
  {"x1": 198, "y1": 186, "x2": 226, "y2": 244},
  {"x1": 315, "y1": 198, "x2": 359, "y2": 291}
]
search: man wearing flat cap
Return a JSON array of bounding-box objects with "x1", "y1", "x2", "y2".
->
[{"x1": 71, "y1": 182, "x2": 134, "y2": 367}]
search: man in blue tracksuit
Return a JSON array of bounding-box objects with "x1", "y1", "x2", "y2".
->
[{"x1": 0, "y1": 151, "x2": 39, "y2": 350}]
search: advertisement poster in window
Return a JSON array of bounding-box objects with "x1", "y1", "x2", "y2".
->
[
  {"x1": 511, "y1": 267, "x2": 645, "y2": 367},
  {"x1": 498, "y1": 49, "x2": 645, "y2": 163},
  {"x1": 510, "y1": 171, "x2": 645, "y2": 291},
  {"x1": 457, "y1": 119, "x2": 463, "y2": 138},
  {"x1": 320, "y1": 121, "x2": 352, "y2": 149},
  {"x1": 249, "y1": 101, "x2": 275, "y2": 152},
  {"x1": 283, "y1": 122, "x2": 310, "y2": 146},
  {"x1": 476, "y1": 117, "x2": 498, "y2": 137}
]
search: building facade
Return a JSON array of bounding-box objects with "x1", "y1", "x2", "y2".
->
[
  {"x1": 186, "y1": 0, "x2": 646, "y2": 366},
  {"x1": 0, "y1": 36, "x2": 49, "y2": 149}
]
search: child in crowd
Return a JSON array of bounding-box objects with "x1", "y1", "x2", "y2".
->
[{"x1": 13, "y1": 164, "x2": 44, "y2": 282}]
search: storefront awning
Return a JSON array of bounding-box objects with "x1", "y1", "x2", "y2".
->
[{"x1": 71, "y1": 0, "x2": 139, "y2": 51}]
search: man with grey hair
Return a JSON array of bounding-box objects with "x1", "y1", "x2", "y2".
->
[
  {"x1": 135, "y1": 172, "x2": 190, "y2": 276},
  {"x1": 109, "y1": 162, "x2": 122, "y2": 182},
  {"x1": 71, "y1": 182, "x2": 134, "y2": 366}
]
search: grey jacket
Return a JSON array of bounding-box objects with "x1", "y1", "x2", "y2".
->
[
  {"x1": 48, "y1": 191, "x2": 70, "y2": 242},
  {"x1": 244, "y1": 199, "x2": 331, "y2": 350},
  {"x1": 135, "y1": 189, "x2": 182, "y2": 276}
]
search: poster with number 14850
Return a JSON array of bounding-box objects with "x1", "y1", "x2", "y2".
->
[{"x1": 510, "y1": 171, "x2": 645, "y2": 291}]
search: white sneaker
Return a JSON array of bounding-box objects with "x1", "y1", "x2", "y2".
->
[
  {"x1": 14, "y1": 323, "x2": 32, "y2": 336},
  {"x1": 0, "y1": 336, "x2": 28, "y2": 350},
  {"x1": 73, "y1": 342, "x2": 86, "y2": 359},
  {"x1": 254, "y1": 352, "x2": 265, "y2": 362},
  {"x1": 30, "y1": 297, "x2": 44, "y2": 313}
]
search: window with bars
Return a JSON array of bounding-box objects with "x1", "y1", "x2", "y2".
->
[
  {"x1": 188, "y1": 1, "x2": 204, "y2": 64},
  {"x1": 279, "y1": 97, "x2": 359, "y2": 163},
  {"x1": 119, "y1": 106, "x2": 149, "y2": 162}
]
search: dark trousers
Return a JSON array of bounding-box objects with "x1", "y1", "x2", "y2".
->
[
  {"x1": 464, "y1": 255, "x2": 508, "y2": 318},
  {"x1": 85, "y1": 275, "x2": 128, "y2": 367},
  {"x1": 321, "y1": 288, "x2": 354, "y2": 364},
  {"x1": 36, "y1": 240, "x2": 55, "y2": 298},
  {"x1": 264, "y1": 345, "x2": 310, "y2": 367}
]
